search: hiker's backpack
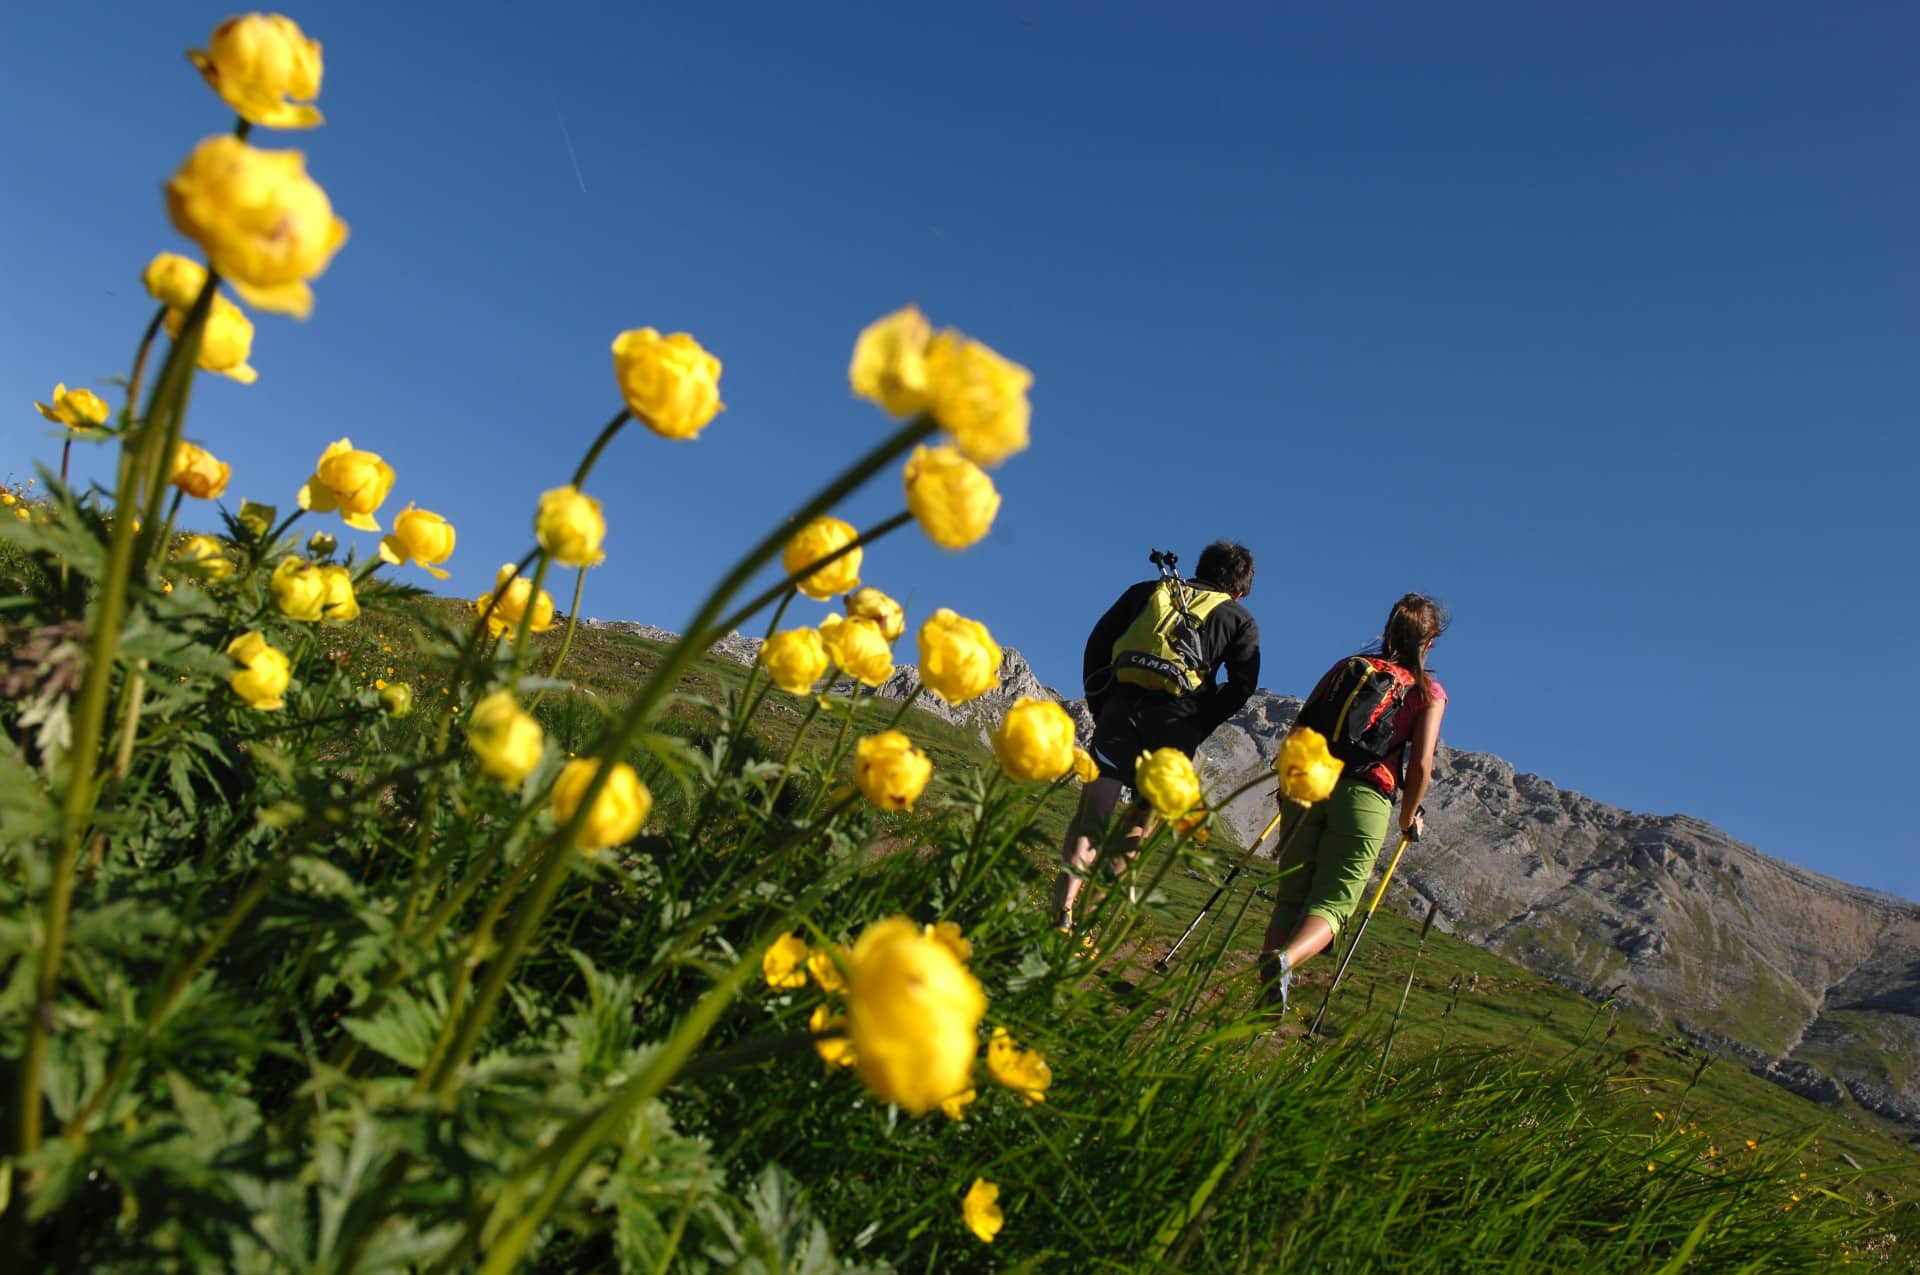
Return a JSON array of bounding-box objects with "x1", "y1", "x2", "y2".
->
[
  {"x1": 1109, "y1": 579, "x2": 1232, "y2": 696},
  {"x1": 1295, "y1": 655, "x2": 1418, "y2": 770}
]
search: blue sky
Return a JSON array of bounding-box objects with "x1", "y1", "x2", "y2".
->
[{"x1": 4, "y1": 3, "x2": 1915, "y2": 901}]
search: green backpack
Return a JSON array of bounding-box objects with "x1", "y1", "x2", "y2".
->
[{"x1": 1110, "y1": 579, "x2": 1232, "y2": 696}]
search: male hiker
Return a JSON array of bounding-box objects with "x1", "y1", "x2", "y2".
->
[{"x1": 1051, "y1": 541, "x2": 1260, "y2": 933}]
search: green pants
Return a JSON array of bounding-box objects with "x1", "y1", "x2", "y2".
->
[{"x1": 1267, "y1": 779, "x2": 1393, "y2": 940}]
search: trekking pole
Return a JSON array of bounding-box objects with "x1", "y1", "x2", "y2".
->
[
  {"x1": 1307, "y1": 809, "x2": 1423, "y2": 1038},
  {"x1": 1154, "y1": 805, "x2": 1292, "y2": 974}
]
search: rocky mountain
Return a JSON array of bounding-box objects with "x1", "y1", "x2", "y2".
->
[{"x1": 588, "y1": 619, "x2": 1920, "y2": 1133}]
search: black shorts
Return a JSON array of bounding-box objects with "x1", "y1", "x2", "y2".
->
[{"x1": 1087, "y1": 692, "x2": 1202, "y2": 788}]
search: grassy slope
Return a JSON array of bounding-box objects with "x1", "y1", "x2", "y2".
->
[{"x1": 99, "y1": 583, "x2": 1920, "y2": 1206}]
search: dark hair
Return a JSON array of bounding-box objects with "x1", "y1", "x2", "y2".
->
[
  {"x1": 1382, "y1": 593, "x2": 1449, "y2": 695},
  {"x1": 1195, "y1": 540, "x2": 1254, "y2": 597}
]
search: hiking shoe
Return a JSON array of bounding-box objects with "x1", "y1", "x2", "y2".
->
[
  {"x1": 1259, "y1": 951, "x2": 1293, "y2": 1018},
  {"x1": 1052, "y1": 908, "x2": 1074, "y2": 935}
]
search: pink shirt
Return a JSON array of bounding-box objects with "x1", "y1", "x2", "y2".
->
[{"x1": 1359, "y1": 674, "x2": 1446, "y2": 796}]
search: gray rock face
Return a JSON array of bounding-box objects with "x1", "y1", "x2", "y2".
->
[{"x1": 586, "y1": 618, "x2": 1920, "y2": 1128}]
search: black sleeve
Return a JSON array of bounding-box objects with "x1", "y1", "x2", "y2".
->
[
  {"x1": 1194, "y1": 609, "x2": 1260, "y2": 734},
  {"x1": 1083, "y1": 581, "x2": 1152, "y2": 711}
]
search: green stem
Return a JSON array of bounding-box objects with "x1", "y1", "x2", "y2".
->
[
  {"x1": 569, "y1": 408, "x2": 632, "y2": 487},
  {"x1": 762, "y1": 696, "x2": 822, "y2": 813},
  {"x1": 527, "y1": 566, "x2": 589, "y2": 712},
  {"x1": 14, "y1": 277, "x2": 215, "y2": 1158}
]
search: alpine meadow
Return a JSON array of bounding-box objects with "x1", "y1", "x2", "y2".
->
[{"x1": 3, "y1": 14, "x2": 1918, "y2": 1273}]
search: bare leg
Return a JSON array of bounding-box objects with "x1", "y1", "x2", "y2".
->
[
  {"x1": 1051, "y1": 776, "x2": 1127, "y2": 927},
  {"x1": 1257, "y1": 915, "x2": 1337, "y2": 1012}
]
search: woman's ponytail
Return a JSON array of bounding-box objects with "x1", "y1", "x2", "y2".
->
[{"x1": 1382, "y1": 593, "x2": 1449, "y2": 696}]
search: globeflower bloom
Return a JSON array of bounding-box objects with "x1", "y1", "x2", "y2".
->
[
  {"x1": 475, "y1": 563, "x2": 556, "y2": 637},
  {"x1": 758, "y1": 627, "x2": 829, "y2": 696},
  {"x1": 175, "y1": 534, "x2": 236, "y2": 581},
  {"x1": 849, "y1": 304, "x2": 932, "y2": 418},
  {"x1": 986, "y1": 1026, "x2": 1052, "y2": 1106},
  {"x1": 845, "y1": 916, "x2": 987, "y2": 1116},
  {"x1": 845, "y1": 585, "x2": 905, "y2": 641},
  {"x1": 1071, "y1": 746, "x2": 1100, "y2": 784},
  {"x1": 165, "y1": 292, "x2": 259, "y2": 384},
  {"x1": 1134, "y1": 747, "x2": 1201, "y2": 820},
  {"x1": 535, "y1": 485, "x2": 606, "y2": 568},
  {"x1": 610, "y1": 327, "x2": 724, "y2": 439},
  {"x1": 941, "y1": 1087, "x2": 978, "y2": 1122},
  {"x1": 378, "y1": 505, "x2": 456, "y2": 579},
  {"x1": 379, "y1": 680, "x2": 413, "y2": 717},
  {"x1": 296, "y1": 438, "x2": 393, "y2": 531},
  {"x1": 1277, "y1": 725, "x2": 1343, "y2": 805},
  {"x1": 143, "y1": 252, "x2": 208, "y2": 310},
  {"x1": 916, "y1": 609, "x2": 1002, "y2": 705},
  {"x1": 819, "y1": 614, "x2": 894, "y2": 688},
  {"x1": 166, "y1": 135, "x2": 347, "y2": 318},
  {"x1": 318, "y1": 563, "x2": 358, "y2": 622},
  {"x1": 992, "y1": 697, "x2": 1077, "y2": 783},
  {"x1": 810, "y1": 1004, "x2": 856, "y2": 1068},
  {"x1": 807, "y1": 946, "x2": 848, "y2": 993},
  {"x1": 925, "y1": 329, "x2": 1032, "y2": 468},
  {"x1": 227, "y1": 630, "x2": 290, "y2": 710},
  {"x1": 924, "y1": 920, "x2": 972, "y2": 964},
  {"x1": 467, "y1": 690, "x2": 544, "y2": 786},
  {"x1": 551, "y1": 756, "x2": 651, "y2": 850},
  {"x1": 35, "y1": 383, "x2": 111, "y2": 430},
  {"x1": 188, "y1": 12, "x2": 324, "y2": 130},
  {"x1": 762, "y1": 934, "x2": 810, "y2": 990},
  {"x1": 269, "y1": 557, "x2": 327, "y2": 622},
  {"x1": 903, "y1": 445, "x2": 1000, "y2": 549},
  {"x1": 170, "y1": 442, "x2": 232, "y2": 500},
  {"x1": 962, "y1": 1179, "x2": 1004, "y2": 1244},
  {"x1": 781, "y1": 516, "x2": 862, "y2": 600},
  {"x1": 853, "y1": 731, "x2": 932, "y2": 811}
]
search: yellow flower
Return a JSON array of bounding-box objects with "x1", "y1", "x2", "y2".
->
[
  {"x1": 939, "y1": 1087, "x2": 977, "y2": 1122},
  {"x1": 14, "y1": 507, "x2": 28, "y2": 522},
  {"x1": 535, "y1": 485, "x2": 606, "y2": 568},
  {"x1": 819, "y1": 614, "x2": 894, "y2": 688},
  {"x1": 810, "y1": 1003, "x2": 856, "y2": 1069},
  {"x1": 378, "y1": 505, "x2": 456, "y2": 579},
  {"x1": 1654, "y1": 1111, "x2": 1666, "y2": 1122},
  {"x1": 782, "y1": 516, "x2": 862, "y2": 600},
  {"x1": 34, "y1": 383, "x2": 111, "y2": 430},
  {"x1": 807, "y1": 946, "x2": 848, "y2": 993},
  {"x1": 1134, "y1": 747, "x2": 1201, "y2": 820},
  {"x1": 924, "y1": 920, "x2": 972, "y2": 964},
  {"x1": 236, "y1": 499, "x2": 276, "y2": 537},
  {"x1": 162, "y1": 291, "x2": 259, "y2": 384},
  {"x1": 175, "y1": 534, "x2": 236, "y2": 581},
  {"x1": 165, "y1": 135, "x2": 347, "y2": 318},
  {"x1": 296, "y1": 438, "x2": 394, "y2": 532},
  {"x1": 143, "y1": 252, "x2": 208, "y2": 310},
  {"x1": 845, "y1": 916, "x2": 986, "y2": 1116},
  {"x1": 467, "y1": 689, "x2": 545, "y2": 786},
  {"x1": 902, "y1": 445, "x2": 1000, "y2": 549},
  {"x1": 1175, "y1": 808, "x2": 1211, "y2": 846},
  {"x1": 379, "y1": 681, "x2": 412, "y2": 717},
  {"x1": 763, "y1": 934, "x2": 811, "y2": 990},
  {"x1": 226, "y1": 630, "x2": 290, "y2": 710},
  {"x1": 610, "y1": 327, "x2": 724, "y2": 440},
  {"x1": 853, "y1": 731, "x2": 932, "y2": 811},
  {"x1": 849, "y1": 304, "x2": 932, "y2": 418},
  {"x1": 916, "y1": 608, "x2": 1002, "y2": 705},
  {"x1": 188, "y1": 13, "x2": 324, "y2": 130},
  {"x1": 551, "y1": 757, "x2": 651, "y2": 850},
  {"x1": 1276, "y1": 726, "x2": 1343, "y2": 805},
  {"x1": 269, "y1": 557, "x2": 328, "y2": 622},
  {"x1": 1071, "y1": 746, "x2": 1100, "y2": 784},
  {"x1": 962, "y1": 1179, "x2": 1004, "y2": 1244},
  {"x1": 0, "y1": 493, "x2": 13, "y2": 506},
  {"x1": 844, "y1": 585, "x2": 905, "y2": 641},
  {"x1": 758, "y1": 627, "x2": 830, "y2": 696},
  {"x1": 986, "y1": 1026, "x2": 1052, "y2": 1106},
  {"x1": 474, "y1": 563, "x2": 557, "y2": 638},
  {"x1": 159, "y1": 578, "x2": 175, "y2": 595},
  {"x1": 169, "y1": 442, "x2": 232, "y2": 500},
  {"x1": 925, "y1": 330, "x2": 1032, "y2": 468},
  {"x1": 318, "y1": 563, "x2": 359, "y2": 622},
  {"x1": 991, "y1": 696, "x2": 1076, "y2": 783}
]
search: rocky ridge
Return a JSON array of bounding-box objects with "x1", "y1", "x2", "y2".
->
[{"x1": 588, "y1": 619, "x2": 1920, "y2": 1132}]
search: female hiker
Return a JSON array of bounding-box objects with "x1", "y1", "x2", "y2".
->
[{"x1": 1256, "y1": 593, "x2": 1449, "y2": 1013}]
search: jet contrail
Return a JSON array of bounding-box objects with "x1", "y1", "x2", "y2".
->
[{"x1": 555, "y1": 104, "x2": 587, "y2": 193}]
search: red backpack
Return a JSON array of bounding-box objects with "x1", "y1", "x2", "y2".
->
[{"x1": 1295, "y1": 655, "x2": 1417, "y2": 771}]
